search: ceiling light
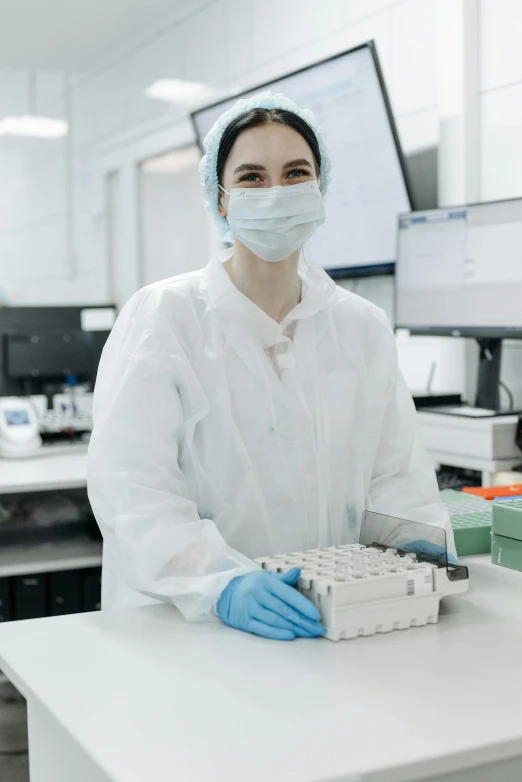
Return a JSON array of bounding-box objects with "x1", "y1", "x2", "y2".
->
[
  {"x1": 145, "y1": 79, "x2": 212, "y2": 104},
  {"x1": 0, "y1": 115, "x2": 69, "y2": 139}
]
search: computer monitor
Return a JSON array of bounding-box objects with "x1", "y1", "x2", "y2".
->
[
  {"x1": 395, "y1": 198, "x2": 522, "y2": 410},
  {"x1": 191, "y1": 41, "x2": 413, "y2": 277},
  {"x1": 0, "y1": 306, "x2": 115, "y2": 398},
  {"x1": 5, "y1": 331, "x2": 95, "y2": 379}
]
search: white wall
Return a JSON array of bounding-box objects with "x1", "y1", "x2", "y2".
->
[
  {"x1": 478, "y1": 0, "x2": 522, "y2": 405},
  {"x1": 480, "y1": 0, "x2": 522, "y2": 202},
  {"x1": 139, "y1": 146, "x2": 211, "y2": 286}
]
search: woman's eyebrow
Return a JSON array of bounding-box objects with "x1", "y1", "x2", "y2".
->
[
  {"x1": 233, "y1": 162, "x2": 266, "y2": 175},
  {"x1": 282, "y1": 158, "x2": 313, "y2": 169}
]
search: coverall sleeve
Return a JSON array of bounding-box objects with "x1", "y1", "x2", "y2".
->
[
  {"x1": 365, "y1": 316, "x2": 457, "y2": 556},
  {"x1": 87, "y1": 289, "x2": 257, "y2": 621}
]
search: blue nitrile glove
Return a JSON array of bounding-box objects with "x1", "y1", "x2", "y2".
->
[
  {"x1": 402, "y1": 540, "x2": 459, "y2": 565},
  {"x1": 217, "y1": 567, "x2": 325, "y2": 641}
]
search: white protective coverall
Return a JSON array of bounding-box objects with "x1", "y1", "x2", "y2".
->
[{"x1": 87, "y1": 248, "x2": 455, "y2": 620}]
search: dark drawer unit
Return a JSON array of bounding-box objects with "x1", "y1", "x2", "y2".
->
[
  {"x1": 4, "y1": 567, "x2": 102, "y2": 621},
  {"x1": 82, "y1": 568, "x2": 102, "y2": 612},
  {"x1": 50, "y1": 570, "x2": 83, "y2": 616},
  {"x1": 14, "y1": 573, "x2": 47, "y2": 620},
  {"x1": 0, "y1": 577, "x2": 12, "y2": 622}
]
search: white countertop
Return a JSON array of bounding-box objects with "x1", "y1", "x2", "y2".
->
[
  {"x1": 0, "y1": 451, "x2": 87, "y2": 494},
  {"x1": 1, "y1": 556, "x2": 522, "y2": 782}
]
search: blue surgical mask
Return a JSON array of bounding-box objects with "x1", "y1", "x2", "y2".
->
[{"x1": 219, "y1": 181, "x2": 325, "y2": 262}]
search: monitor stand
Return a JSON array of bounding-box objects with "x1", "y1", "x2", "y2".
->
[
  {"x1": 475, "y1": 338, "x2": 503, "y2": 411},
  {"x1": 420, "y1": 338, "x2": 521, "y2": 417}
]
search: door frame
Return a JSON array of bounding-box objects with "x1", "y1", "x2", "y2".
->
[{"x1": 93, "y1": 121, "x2": 195, "y2": 308}]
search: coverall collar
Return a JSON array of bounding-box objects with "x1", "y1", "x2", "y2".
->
[{"x1": 202, "y1": 248, "x2": 337, "y2": 349}]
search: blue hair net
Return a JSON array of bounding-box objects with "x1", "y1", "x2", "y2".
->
[{"x1": 198, "y1": 91, "x2": 332, "y2": 243}]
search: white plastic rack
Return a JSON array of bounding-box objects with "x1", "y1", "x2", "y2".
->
[{"x1": 256, "y1": 544, "x2": 469, "y2": 641}]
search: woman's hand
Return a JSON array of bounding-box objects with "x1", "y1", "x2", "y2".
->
[
  {"x1": 401, "y1": 540, "x2": 459, "y2": 565},
  {"x1": 217, "y1": 567, "x2": 325, "y2": 640}
]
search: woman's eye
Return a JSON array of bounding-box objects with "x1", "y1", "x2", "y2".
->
[
  {"x1": 239, "y1": 173, "x2": 261, "y2": 182},
  {"x1": 287, "y1": 168, "x2": 310, "y2": 178}
]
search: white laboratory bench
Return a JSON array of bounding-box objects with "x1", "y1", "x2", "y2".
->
[
  {"x1": 0, "y1": 556, "x2": 521, "y2": 782},
  {"x1": 0, "y1": 539, "x2": 101, "y2": 579},
  {"x1": 0, "y1": 450, "x2": 87, "y2": 495}
]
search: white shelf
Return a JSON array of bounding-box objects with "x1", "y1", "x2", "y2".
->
[
  {"x1": 0, "y1": 452, "x2": 87, "y2": 494},
  {"x1": 0, "y1": 539, "x2": 102, "y2": 578}
]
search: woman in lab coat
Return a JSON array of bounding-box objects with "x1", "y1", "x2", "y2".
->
[{"x1": 87, "y1": 92, "x2": 455, "y2": 640}]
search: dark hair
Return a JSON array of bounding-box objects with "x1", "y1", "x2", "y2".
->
[{"x1": 216, "y1": 108, "x2": 321, "y2": 185}]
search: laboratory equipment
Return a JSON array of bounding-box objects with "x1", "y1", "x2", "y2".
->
[
  {"x1": 417, "y1": 409, "x2": 522, "y2": 485},
  {"x1": 0, "y1": 392, "x2": 93, "y2": 459},
  {"x1": 0, "y1": 397, "x2": 41, "y2": 458},
  {"x1": 52, "y1": 389, "x2": 93, "y2": 417},
  {"x1": 40, "y1": 409, "x2": 93, "y2": 436},
  {"x1": 436, "y1": 466, "x2": 480, "y2": 491},
  {"x1": 413, "y1": 391, "x2": 462, "y2": 409},
  {"x1": 440, "y1": 489, "x2": 493, "y2": 556},
  {"x1": 38, "y1": 385, "x2": 93, "y2": 446},
  {"x1": 464, "y1": 483, "x2": 522, "y2": 500},
  {"x1": 0, "y1": 305, "x2": 115, "y2": 399},
  {"x1": 491, "y1": 500, "x2": 522, "y2": 572},
  {"x1": 396, "y1": 198, "x2": 522, "y2": 410},
  {"x1": 192, "y1": 41, "x2": 412, "y2": 277},
  {"x1": 256, "y1": 512, "x2": 469, "y2": 641}
]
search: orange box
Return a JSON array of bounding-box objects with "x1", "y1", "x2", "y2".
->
[{"x1": 463, "y1": 484, "x2": 522, "y2": 500}]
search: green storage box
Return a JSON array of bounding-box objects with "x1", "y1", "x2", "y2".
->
[
  {"x1": 440, "y1": 489, "x2": 492, "y2": 556},
  {"x1": 491, "y1": 533, "x2": 522, "y2": 572},
  {"x1": 452, "y1": 514, "x2": 492, "y2": 556},
  {"x1": 492, "y1": 500, "x2": 522, "y2": 540},
  {"x1": 491, "y1": 501, "x2": 522, "y2": 572}
]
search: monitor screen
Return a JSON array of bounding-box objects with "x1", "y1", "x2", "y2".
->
[
  {"x1": 4, "y1": 409, "x2": 30, "y2": 426},
  {"x1": 191, "y1": 42, "x2": 412, "y2": 276},
  {"x1": 0, "y1": 306, "x2": 114, "y2": 396},
  {"x1": 395, "y1": 198, "x2": 522, "y2": 337}
]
